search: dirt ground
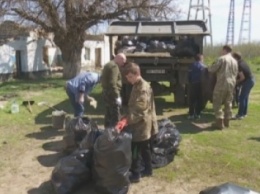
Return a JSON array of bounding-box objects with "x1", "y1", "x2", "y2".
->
[{"x1": 0, "y1": 112, "x2": 213, "y2": 194}]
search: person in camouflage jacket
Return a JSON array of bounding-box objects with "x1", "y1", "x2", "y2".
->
[
  {"x1": 116, "y1": 62, "x2": 158, "y2": 183},
  {"x1": 208, "y1": 45, "x2": 238, "y2": 129}
]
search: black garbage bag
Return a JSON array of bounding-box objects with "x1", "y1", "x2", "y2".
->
[
  {"x1": 146, "y1": 40, "x2": 159, "y2": 52},
  {"x1": 51, "y1": 149, "x2": 92, "y2": 194},
  {"x1": 93, "y1": 128, "x2": 132, "y2": 194},
  {"x1": 199, "y1": 182, "x2": 260, "y2": 194},
  {"x1": 80, "y1": 121, "x2": 103, "y2": 150},
  {"x1": 135, "y1": 42, "x2": 147, "y2": 52},
  {"x1": 63, "y1": 117, "x2": 91, "y2": 153},
  {"x1": 150, "y1": 119, "x2": 181, "y2": 168},
  {"x1": 166, "y1": 43, "x2": 175, "y2": 53}
]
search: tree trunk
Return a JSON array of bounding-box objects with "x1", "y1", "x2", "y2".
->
[
  {"x1": 54, "y1": 29, "x2": 84, "y2": 79},
  {"x1": 60, "y1": 44, "x2": 82, "y2": 79}
]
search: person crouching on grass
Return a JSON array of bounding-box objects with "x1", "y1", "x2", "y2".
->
[{"x1": 115, "y1": 62, "x2": 158, "y2": 183}]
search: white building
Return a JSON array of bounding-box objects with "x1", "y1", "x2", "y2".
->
[{"x1": 0, "y1": 21, "x2": 110, "y2": 81}]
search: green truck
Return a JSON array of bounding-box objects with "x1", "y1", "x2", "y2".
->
[{"x1": 106, "y1": 20, "x2": 210, "y2": 106}]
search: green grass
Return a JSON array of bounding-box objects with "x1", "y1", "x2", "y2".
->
[{"x1": 0, "y1": 63, "x2": 260, "y2": 193}]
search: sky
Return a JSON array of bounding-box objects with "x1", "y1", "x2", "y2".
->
[{"x1": 179, "y1": 0, "x2": 260, "y2": 44}]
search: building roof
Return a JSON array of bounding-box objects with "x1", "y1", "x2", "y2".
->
[{"x1": 106, "y1": 20, "x2": 210, "y2": 36}]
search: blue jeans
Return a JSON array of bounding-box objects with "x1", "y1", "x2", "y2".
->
[
  {"x1": 237, "y1": 78, "x2": 255, "y2": 116},
  {"x1": 66, "y1": 88, "x2": 84, "y2": 117}
]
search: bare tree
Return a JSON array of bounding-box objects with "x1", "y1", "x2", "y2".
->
[{"x1": 1, "y1": 0, "x2": 180, "y2": 78}]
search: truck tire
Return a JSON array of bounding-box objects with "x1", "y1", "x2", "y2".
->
[{"x1": 173, "y1": 84, "x2": 188, "y2": 106}]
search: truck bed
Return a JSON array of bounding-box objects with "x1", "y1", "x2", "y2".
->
[{"x1": 125, "y1": 52, "x2": 172, "y2": 57}]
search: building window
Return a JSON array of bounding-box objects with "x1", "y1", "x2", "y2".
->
[{"x1": 85, "y1": 47, "x2": 90, "y2": 60}]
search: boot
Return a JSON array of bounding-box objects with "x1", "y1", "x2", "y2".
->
[
  {"x1": 129, "y1": 172, "x2": 141, "y2": 183},
  {"x1": 212, "y1": 118, "x2": 224, "y2": 130},
  {"x1": 224, "y1": 118, "x2": 229, "y2": 128}
]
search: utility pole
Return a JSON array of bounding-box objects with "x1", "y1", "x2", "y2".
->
[
  {"x1": 188, "y1": 0, "x2": 213, "y2": 46},
  {"x1": 238, "y1": 0, "x2": 252, "y2": 44},
  {"x1": 226, "y1": 0, "x2": 235, "y2": 46}
]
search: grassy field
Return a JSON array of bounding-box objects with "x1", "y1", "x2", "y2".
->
[{"x1": 0, "y1": 62, "x2": 259, "y2": 193}]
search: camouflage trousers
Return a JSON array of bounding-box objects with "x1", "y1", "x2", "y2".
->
[{"x1": 212, "y1": 87, "x2": 234, "y2": 119}]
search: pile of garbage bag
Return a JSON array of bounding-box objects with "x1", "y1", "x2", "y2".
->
[
  {"x1": 115, "y1": 36, "x2": 199, "y2": 57},
  {"x1": 53, "y1": 122, "x2": 132, "y2": 194},
  {"x1": 51, "y1": 118, "x2": 181, "y2": 194}
]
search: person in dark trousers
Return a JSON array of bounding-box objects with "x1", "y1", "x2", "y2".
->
[
  {"x1": 65, "y1": 71, "x2": 100, "y2": 117},
  {"x1": 188, "y1": 54, "x2": 206, "y2": 119},
  {"x1": 232, "y1": 52, "x2": 255, "y2": 119},
  {"x1": 115, "y1": 62, "x2": 158, "y2": 183},
  {"x1": 101, "y1": 53, "x2": 126, "y2": 128}
]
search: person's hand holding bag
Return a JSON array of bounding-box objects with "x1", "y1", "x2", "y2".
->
[{"x1": 115, "y1": 117, "x2": 128, "y2": 132}]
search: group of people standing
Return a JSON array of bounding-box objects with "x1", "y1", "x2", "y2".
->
[
  {"x1": 64, "y1": 44, "x2": 255, "y2": 184},
  {"x1": 188, "y1": 45, "x2": 255, "y2": 129},
  {"x1": 65, "y1": 53, "x2": 157, "y2": 183}
]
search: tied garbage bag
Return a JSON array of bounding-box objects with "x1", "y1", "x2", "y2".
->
[
  {"x1": 93, "y1": 128, "x2": 132, "y2": 194},
  {"x1": 199, "y1": 182, "x2": 260, "y2": 194},
  {"x1": 51, "y1": 149, "x2": 92, "y2": 194},
  {"x1": 63, "y1": 117, "x2": 91, "y2": 153},
  {"x1": 150, "y1": 118, "x2": 181, "y2": 168},
  {"x1": 80, "y1": 121, "x2": 103, "y2": 150}
]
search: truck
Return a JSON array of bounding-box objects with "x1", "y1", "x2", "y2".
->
[{"x1": 105, "y1": 20, "x2": 210, "y2": 106}]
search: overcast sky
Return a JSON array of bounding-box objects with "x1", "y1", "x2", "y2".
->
[{"x1": 179, "y1": 0, "x2": 260, "y2": 44}]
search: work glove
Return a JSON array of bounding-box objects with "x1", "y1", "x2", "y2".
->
[
  {"x1": 115, "y1": 97, "x2": 122, "y2": 106},
  {"x1": 115, "y1": 118, "x2": 128, "y2": 132},
  {"x1": 90, "y1": 99, "x2": 97, "y2": 109}
]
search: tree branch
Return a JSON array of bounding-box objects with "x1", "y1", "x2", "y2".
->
[
  {"x1": 38, "y1": 0, "x2": 64, "y2": 32},
  {"x1": 11, "y1": 8, "x2": 52, "y2": 31}
]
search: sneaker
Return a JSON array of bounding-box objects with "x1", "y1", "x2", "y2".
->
[
  {"x1": 235, "y1": 115, "x2": 244, "y2": 120},
  {"x1": 187, "y1": 115, "x2": 194, "y2": 120},
  {"x1": 129, "y1": 172, "x2": 141, "y2": 183}
]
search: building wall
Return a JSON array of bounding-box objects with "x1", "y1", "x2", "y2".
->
[
  {"x1": 82, "y1": 36, "x2": 110, "y2": 67},
  {"x1": 0, "y1": 44, "x2": 15, "y2": 74},
  {"x1": 3, "y1": 33, "x2": 56, "y2": 72},
  {"x1": 0, "y1": 33, "x2": 109, "y2": 79}
]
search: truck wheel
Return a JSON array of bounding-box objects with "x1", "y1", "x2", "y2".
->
[{"x1": 173, "y1": 84, "x2": 188, "y2": 106}]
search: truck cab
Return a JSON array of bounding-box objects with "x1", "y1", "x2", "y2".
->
[{"x1": 106, "y1": 20, "x2": 210, "y2": 106}]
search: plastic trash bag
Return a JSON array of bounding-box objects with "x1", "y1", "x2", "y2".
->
[
  {"x1": 80, "y1": 121, "x2": 103, "y2": 150},
  {"x1": 93, "y1": 128, "x2": 132, "y2": 194},
  {"x1": 63, "y1": 117, "x2": 92, "y2": 153},
  {"x1": 51, "y1": 149, "x2": 92, "y2": 194},
  {"x1": 199, "y1": 182, "x2": 260, "y2": 194},
  {"x1": 135, "y1": 42, "x2": 147, "y2": 52},
  {"x1": 150, "y1": 118, "x2": 181, "y2": 168}
]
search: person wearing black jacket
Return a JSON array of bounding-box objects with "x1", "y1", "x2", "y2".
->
[
  {"x1": 187, "y1": 54, "x2": 206, "y2": 119},
  {"x1": 232, "y1": 52, "x2": 255, "y2": 119}
]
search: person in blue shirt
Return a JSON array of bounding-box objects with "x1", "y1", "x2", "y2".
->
[
  {"x1": 65, "y1": 71, "x2": 100, "y2": 117},
  {"x1": 188, "y1": 54, "x2": 206, "y2": 119}
]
